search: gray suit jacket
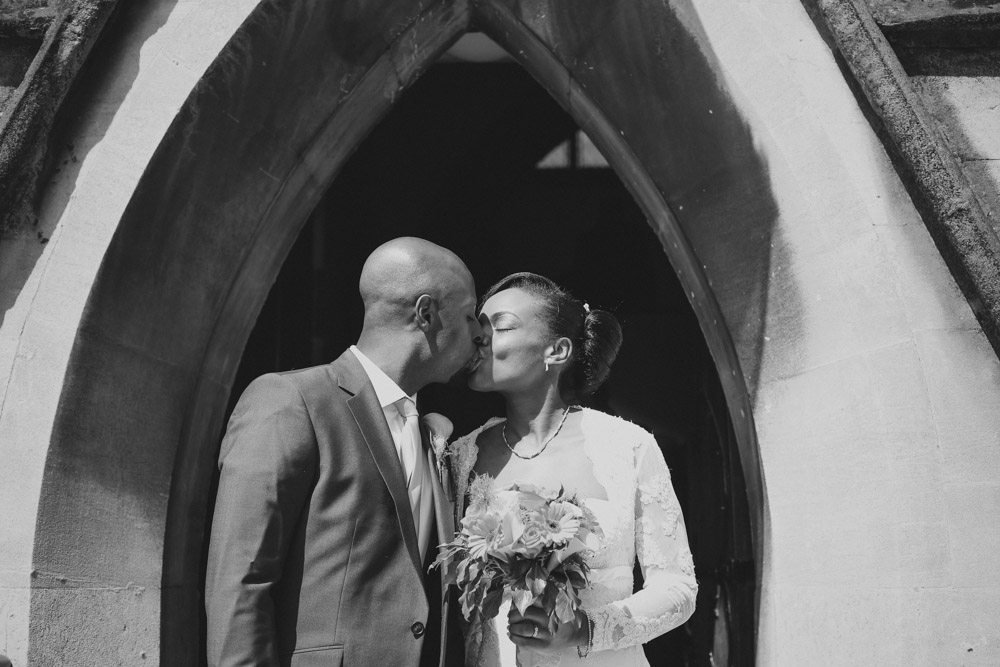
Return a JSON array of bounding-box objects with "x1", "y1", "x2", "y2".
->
[{"x1": 205, "y1": 350, "x2": 455, "y2": 667}]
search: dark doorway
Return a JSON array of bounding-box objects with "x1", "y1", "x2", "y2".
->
[{"x1": 212, "y1": 61, "x2": 755, "y2": 667}]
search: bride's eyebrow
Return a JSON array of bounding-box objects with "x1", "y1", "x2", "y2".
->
[{"x1": 490, "y1": 310, "x2": 521, "y2": 324}]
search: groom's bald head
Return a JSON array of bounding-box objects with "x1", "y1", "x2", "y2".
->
[
  {"x1": 359, "y1": 237, "x2": 474, "y2": 328},
  {"x1": 356, "y1": 237, "x2": 481, "y2": 391}
]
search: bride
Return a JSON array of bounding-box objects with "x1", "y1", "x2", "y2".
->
[{"x1": 447, "y1": 272, "x2": 698, "y2": 667}]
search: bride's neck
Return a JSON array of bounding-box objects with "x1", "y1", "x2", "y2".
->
[{"x1": 503, "y1": 387, "x2": 570, "y2": 442}]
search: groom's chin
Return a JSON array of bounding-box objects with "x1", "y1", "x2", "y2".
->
[
  {"x1": 464, "y1": 374, "x2": 493, "y2": 393},
  {"x1": 445, "y1": 368, "x2": 475, "y2": 388},
  {"x1": 448, "y1": 370, "x2": 490, "y2": 393}
]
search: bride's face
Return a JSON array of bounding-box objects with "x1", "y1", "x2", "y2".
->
[{"x1": 467, "y1": 287, "x2": 554, "y2": 394}]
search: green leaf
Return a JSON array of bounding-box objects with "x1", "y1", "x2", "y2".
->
[
  {"x1": 459, "y1": 587, "x2": 475, "y2": 621},
  {"x1": 511, "y1": 558, "x2": 532, "y2": 578},
  {"x1": 554, "y1": 589, "x2": 577, "y2": 625},
  {"x1": 481, "y1": 587, "x2": 503, "y2": 621},
  {"x1": 512, "y1": 588, "x2": 535, "y2": 616},
  {"x1": 565, "y1": 567, "x2": 587, "y2": 589},
  {"x1": 528, "y1": 564, "x2": 547, "y2": 597}
]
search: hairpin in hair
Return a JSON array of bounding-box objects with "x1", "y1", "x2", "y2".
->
[{"x1": 583, "y1": 302, "x2": 591, "y2": 313}]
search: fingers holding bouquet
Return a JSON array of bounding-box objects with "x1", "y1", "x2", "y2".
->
[{"x1": 507, "y1": 602, "x2": 590, "y2": 655}]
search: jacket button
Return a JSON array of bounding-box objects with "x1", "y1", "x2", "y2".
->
[{"x1": 411, "y1": 621, "x2": 425, "y2": 638}]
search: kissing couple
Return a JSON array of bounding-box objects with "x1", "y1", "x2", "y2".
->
[{"x1": 205, "y1": 237, "x2": 697, "y2": 667}]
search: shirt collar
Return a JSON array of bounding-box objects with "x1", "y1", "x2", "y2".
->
[{"x1": 349, "y1": 345, "x2": 414, "y2": 410}]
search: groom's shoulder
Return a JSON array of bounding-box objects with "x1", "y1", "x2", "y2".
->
[
  {"x1": 244, "y1": 352, "x2": 355, "y2": 400},
  {"x1": 275, "y1": 355, "x2": 356, "y2": 394},
  {"x1": 235, "y1": 364, "x2": 336, "y2": 404}
]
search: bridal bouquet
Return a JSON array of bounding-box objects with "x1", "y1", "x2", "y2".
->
[{"x1": 432, "y1": 474, "x2": 603, "y2": 640}]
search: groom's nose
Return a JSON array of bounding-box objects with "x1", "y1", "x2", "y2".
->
[
  {"x1": 472, "y1": 320, "x2": 486, "y2": 346},
  {"x1": 473, "y1": 328, "x2": 488, "y2": 348}
]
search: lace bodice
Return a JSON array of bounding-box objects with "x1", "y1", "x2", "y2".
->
[{"x1": 448, "y1": 409, "x2": 698, "y2": 666}]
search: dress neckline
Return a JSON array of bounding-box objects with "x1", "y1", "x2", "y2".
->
[{"x1": 454, "y1": 409, "x2": 604, "y2": 505}]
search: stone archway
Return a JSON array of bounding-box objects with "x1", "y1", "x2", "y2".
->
[
  {"x1": 18, "y1": 1, "x2": 770, "y2": 663},
  {"x1": 4, "y1": 0, "x2": 998, "y2": 664}
]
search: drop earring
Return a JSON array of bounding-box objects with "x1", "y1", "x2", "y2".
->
[{"x1": 544, "y1": 362, "x2": 550, "y2": 372}]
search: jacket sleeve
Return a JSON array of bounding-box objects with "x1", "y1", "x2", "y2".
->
[
  {"x1": 204, "y1": 373, "x2": 319, "y2": 667},
  {"x1": 587, "y1": 434, "x2": 698, "y2": 652}
]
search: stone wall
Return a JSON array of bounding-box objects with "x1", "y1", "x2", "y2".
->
[{"x1": 0, "y1": 0, "x2": 998, "y2": 664}]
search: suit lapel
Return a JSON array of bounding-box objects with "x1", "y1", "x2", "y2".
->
[
  {"x1": 424, "y1": 427, "x2": 456, "y2": 611},
  {"x1": 425, "y1": 445, "x2": 455, "y2": 550},
  {"x1": 424, "y1": 432, "x2": 455, "y2": 664},
  {"x1": 337, "y1": 351, "x2": 422, "y2": 574}
]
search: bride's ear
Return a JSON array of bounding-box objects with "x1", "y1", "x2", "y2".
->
[{"x1": 544, "y1": 337, "x2": 573, "y2": 369}]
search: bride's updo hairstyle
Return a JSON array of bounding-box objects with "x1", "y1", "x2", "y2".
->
[{"x1": 481, "y1": 272, "x2": 623, "y2": 400}]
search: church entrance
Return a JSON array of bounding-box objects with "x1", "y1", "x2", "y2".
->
[{"x1": 214, "y1": 58, "x2": 757, "y2": 667}]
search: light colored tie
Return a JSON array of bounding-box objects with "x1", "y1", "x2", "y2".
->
[{"x1": 396, "y1": 398, "x2": 424, "y2": 547}]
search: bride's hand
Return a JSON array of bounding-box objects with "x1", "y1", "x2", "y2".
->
[{"x1": 507, "y1": 602, "x2": 589, "y2": 655}]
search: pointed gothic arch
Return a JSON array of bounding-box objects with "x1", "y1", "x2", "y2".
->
[{"x1": 24, "y1": 1, "x2": 768, "y2": 662}]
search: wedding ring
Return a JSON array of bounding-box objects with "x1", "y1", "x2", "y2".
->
[{"x1": 531, "y1": 626, "x2": 538, "y2": 639}]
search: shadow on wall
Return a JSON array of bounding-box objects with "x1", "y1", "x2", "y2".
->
[
  {"x1": 506, "y1": 0, "x2": 790, "y2": 402},
  {"x1": 527, "y1": 3, "x2": 787, "y2": 660},
  {"x1": 0, "y1": 0, "x2": 177, "y2": 329}
]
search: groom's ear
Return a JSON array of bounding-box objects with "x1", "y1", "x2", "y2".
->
[
  {"x1": 413, "y1": 294, "x2": 436, "y2": 331},
  {"x1": 545, "y1": 337, "x2": 573, "y2": 367}
]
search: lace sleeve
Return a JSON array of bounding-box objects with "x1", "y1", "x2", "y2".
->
[
  {"x1": 448, "y1": 432, "x2": 477, "y2": 506},
  {"x1": 588, "y1": 434, "x2": 698, "y2": 652}
]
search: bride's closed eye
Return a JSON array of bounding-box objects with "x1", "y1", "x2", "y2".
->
[{"x1": 490, "y1": 312, "x2": 521, "y2": 331}]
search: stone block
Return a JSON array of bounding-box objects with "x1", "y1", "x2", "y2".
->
[
  {"x1": 31, "y1": 330, "x2": 197, "y2": 586},
  {"x1": 914, "y1": 76, "x2": 1000, "y2": 161},
  {"x1": 875, "y1": 222, "x2": 978, "y2": 333},
  {"x1": 768, "y1": 585, "x2": 1000, "y2": 665},
  {"x1": 29, "y1": 586, "x2": 160, "y2": 666},
  {"x1": 944, "y1": 483, "x2": 1000, "y2": 588},
  {"x1": 915, "y1": 329, "x2": 1000, "y2": 486},
  {"x1": 0, "y1": 586, "x2": 29, "y2": 667},
  {"x1": 757, "y1": 340, "x2": 951, "y2": 588},
  {"x1": 759, "y1": 230, "x2": 912, "y2": 382}
]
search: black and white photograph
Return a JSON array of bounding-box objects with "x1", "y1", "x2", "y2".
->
[{"x1": 1, "y1": 1, "x2": 999, "y2": 666}]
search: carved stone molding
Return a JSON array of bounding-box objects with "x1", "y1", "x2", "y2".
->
[{"x1": 0, "y1": 0, "x2": 119, "y2": 237}]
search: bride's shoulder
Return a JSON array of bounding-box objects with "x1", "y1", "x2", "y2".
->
[{"x1": 579, "y1": 407, "x2": 652, "y2": 446}]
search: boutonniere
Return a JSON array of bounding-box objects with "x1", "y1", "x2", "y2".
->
[{"x1": 421, "y1": 413, "x2": 455, "y2": 500}]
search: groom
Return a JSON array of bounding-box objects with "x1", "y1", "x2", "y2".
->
[{"x1": 205, "y1": 237, "x2": 483, "y2": 667}]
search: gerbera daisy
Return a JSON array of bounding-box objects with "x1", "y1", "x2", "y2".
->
[
  {"x1": 543, "y1": 501, "x2": 582, "y2": 544},
  {"x1": 462, "y1": 512, "x2": 505, "y2": 561}
]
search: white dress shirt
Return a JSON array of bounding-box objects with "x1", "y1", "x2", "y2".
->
[{"x1": 349, "y1": 346, "x2": 433, "y2": 558}]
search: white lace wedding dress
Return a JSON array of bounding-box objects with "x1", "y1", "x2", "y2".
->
[{"x1": 448, "y1": 408, "x2": 698, "y2": 667}]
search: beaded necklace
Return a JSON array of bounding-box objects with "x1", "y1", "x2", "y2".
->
[{"x1": 501, "y1": 405, "x2": 576, "y2": 460}]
